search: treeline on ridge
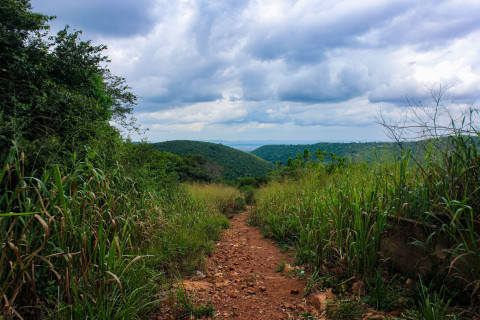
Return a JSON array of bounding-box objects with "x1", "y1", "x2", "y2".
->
[
  {"x1": 150, "y1": 140, "x2": 276, "y2": 180},
  {"x1": 251, "y1": 141, "x2": 428, "y2": 164}
]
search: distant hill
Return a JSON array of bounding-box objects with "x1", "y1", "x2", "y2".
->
[
  {"x1": 150, "y1": 140, "x2": 276, "y2": 180},
  {"x1": 251, "y1": 141, "x2": 427, "y2": 164}
]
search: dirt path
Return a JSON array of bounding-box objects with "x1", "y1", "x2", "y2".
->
[{"x1": 180, "y1": 207, "x2": 321, "y2": 319}]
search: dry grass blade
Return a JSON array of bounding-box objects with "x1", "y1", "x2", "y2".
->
[
  {"x1": 106, "y1": 271, "x2": 123, "y2": 292},
  {"x1": 6, "y1": 242, "x2": 23, "y2": 269},
  {"x1": 38, "y1": 256, "x2": 61, "y2": 280},
  {"x1": 121, "y1": 255, "x2": 153, "y2": 276},
  {"x1": 33, "y1": 214, "x2": 49, "y2": 239},
  {"x1": 34, "y1": 186, "x2": 53, "y2": 219}
]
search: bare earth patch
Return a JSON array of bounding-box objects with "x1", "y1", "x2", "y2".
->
[
  {"x1": 180, "y1": 207, "x2": 323, "y2": 319},
  {"x1": 153, "y1": 207, "x2": 399, "y2": 319}
]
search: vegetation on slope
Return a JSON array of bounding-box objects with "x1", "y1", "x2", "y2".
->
[
  {"x1": 1, "y1": 147, "x2": 245, "y2": 318},
  {"x1": 151, "y1": 140, "x2": 276, "y2": 180},
  {"x1": 251, "y1": 141, "x2": 426, "y2": 164},
  {"x1": 250, "y1": 132, "x2": 480, "y2": 318}
]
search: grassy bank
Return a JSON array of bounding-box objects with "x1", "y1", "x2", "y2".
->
[
  {"x1": 0, "y1": 146, "x2": 243, "y2": 319},
  {"x1": 250, "y1": 135, "x2": 480, "y2": 319}
]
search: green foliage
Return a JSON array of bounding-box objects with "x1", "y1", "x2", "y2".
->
[
  {"x1": 0, "y1": 147, "x2": 158, "y2": 318},
  {"x1": 251, "y1": 140, "x2": 427, "y2": 164},
  {"x1": 363, "y1": 272, "x2": 400, "y2": 312},
  {"x1": 187, "y1": 183, "x2": 246, "y2": 216},
  {"x1": 416, "y1": 278, "x2": 453, "y2": 320},
  {"x1": 251, "y1": 166, "x2": 389, "y2": 276},
  {"x1": 0, "y1": 2, "x2": 239, "y2": 319},
  {"x1": 236, "y1": 176, "x2": 269, "y2": 205},
  {"x1": 326, "y1": 300, "x2": 364, "y2": 320},
  {"x1": 0, "y1": 145, "x2": 234, "y2": 318},
  {"x1": 251, "y1": 132, "x2": 480, "y2": 317},
  {"x1": 0, "y1": 0, "x2": 137, "y2": 170},
  {"x1": 150, "y1": 140, "x2": 276, "y2": 180},
  {"x1": 174, "y1": 281, "x2": 215, "y2": 318}
]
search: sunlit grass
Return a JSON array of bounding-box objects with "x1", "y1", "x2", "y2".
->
[{"x1": 187, "y1": 182, "x2": 246, "y2": 215}]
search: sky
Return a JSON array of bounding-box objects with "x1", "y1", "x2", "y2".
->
[{"x1": 31, "y1": 0, "x2": 480, "y2": 143}]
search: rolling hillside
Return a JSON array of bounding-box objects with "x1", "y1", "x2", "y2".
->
[
  {"x1": 251, "y1": 141, "x2": 426, "y2": 164},
  {"x1": 150, "y1": 140, "x2": 276, "y2": 180}
]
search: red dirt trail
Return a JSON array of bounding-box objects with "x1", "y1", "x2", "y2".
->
[
  {"x1": 154, "y1": 207, "x2": 409, "y2": 319},
  {"x1": 170, "y1": 207, "x2": 325, "y2": 319}
]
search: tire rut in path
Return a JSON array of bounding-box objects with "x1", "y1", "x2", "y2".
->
[{"x1": 184, "y1": 207, "x2": 320, "y2": 319}]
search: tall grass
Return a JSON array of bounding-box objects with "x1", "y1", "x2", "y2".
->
[
  {"x1": 0, "y1": 146, "x2": 236, "y2": 318},
  {"x1": 251, "y1": 134, "x2": 480, "y2": 314},
  {"x1": 250, "y1": 165, "x2": 389, "y2": 276},
  {"x1": 143, "y1": 185, "x2": 231, "y2": 275},
  {"x1": 187, "y1": 182, "x2": 246, "y2": 216},
  {"x1": 1, "y1": 146, "x2": 157, "y2": 318}
]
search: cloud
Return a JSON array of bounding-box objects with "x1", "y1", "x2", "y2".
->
[
  {"x1": 358, "y1": 1, "x2": 480, "y2": 49},
  {"x1": 32, "y1": 0, "x2": 157, "y2": 37},
  {"x1": 30, "y1": 0, "x2": 480, "y2": 141}
]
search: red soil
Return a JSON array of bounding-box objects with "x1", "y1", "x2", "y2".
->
[{"x1": 172, "y1": 207, "x2": 323, "y2": 319}]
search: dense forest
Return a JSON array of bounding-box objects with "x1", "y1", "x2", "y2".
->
[
  {"x1": 151, "y1": 140, "x2": 275, "y2": 180},
  {"x1": 251, "y1": 141, "x2": 427, "y2": 164},
  {"x1": 1, "y1": 1, "x2": 480, "y2": 319}
]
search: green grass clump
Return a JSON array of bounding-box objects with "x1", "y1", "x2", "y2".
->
[
  {"x1": 250, "y1": 165, "x2": 389, "y2": 276},
  {"x1": 0, "y1": 146, "x2": 233, "y2": 318},
  {"x1": 187, "y1": 182, "x2": 246, "y2": 216},
  {"x1": 326, "y1": 300, "x2": 364, "y2": 320},
  {"x1": 362, "y1": 272, "x2": 400, "y2": 312},
  {"x1": 174, "y1": 282, "x2": 215, "y2": 318},
  {"x1": 0, "y1": 147, "x2": 160, "y2": 318}
]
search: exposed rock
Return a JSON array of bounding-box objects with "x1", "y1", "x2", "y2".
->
[
  {"x1": 308, "y1": 290, "x2": 336, "y2": 311},
  {"x1": 283, "y1": 303, "x2": 295, "y2": 309},
  {"x1": 351, "y1": 281, "x2": 364, "y2": 295},
  {"x1": 283, "y1": 263, "x2": 294, "y2": 273},
  {"x1": 180, "y1": 281, "x2": 212, "y2": 292},
  {"x1": 216, "y1": 280, "x2": 231, "y2": 287},
  {"x1": 246, "y1": 287, "x2": 256, "y2": 294}
]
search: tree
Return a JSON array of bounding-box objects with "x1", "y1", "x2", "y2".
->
[
  {"x1": 377, "y1": 83, "x2": 480, "y2": 214},
  {"x1": 0, "y1": 0, "x2": 137, "y2": 168},
  {"x1": 376, "y1": 84, "x2": 479, "y2": 168},
  {"x1": 0, "y1": 0, "x2": 52, "y2": 152},
  {"x1": 377, "y1": 83, "x2": 478, "y2": 145}
]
